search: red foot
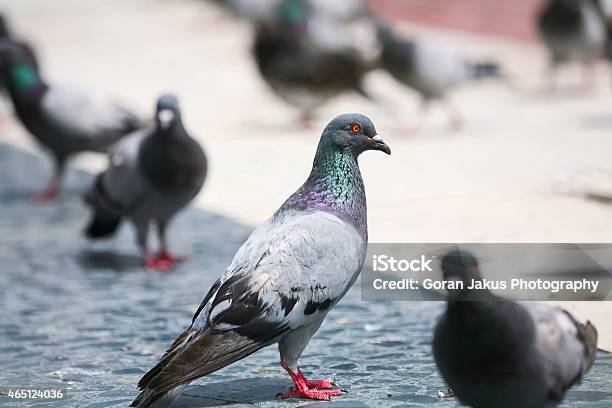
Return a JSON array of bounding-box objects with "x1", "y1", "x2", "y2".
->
[
  {"x1": 279, "y1": 387, "x2": 343, "y2": 400},
  {"x1": 33, "y1": 184, "x2": 59, "y2": 202},
  {"x1": 157, "y1": 249, "x2": 186, "y2": 264},
  {"x1": 145, "y1": 255, "x2": 172, "y2": 271},
  {"x1": 279, "y1": 362, "x2": 344, "y2": 400}
]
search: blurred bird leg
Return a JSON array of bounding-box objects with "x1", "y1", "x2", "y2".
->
[
  {"x1": 581, "y1": 61, "x2": 596, "y2": 95},
  {"x1": 443, "y1": 98, "x2": 464, "y2": 131},
  {"x1": 298, "y1": 110, "x2": 315, "y2": 128},
  {"x1": 35, "y1": 177, "x2": 60, "y2": 201},
  {"x1": 540, "y1": 63, "x2": 558, "y2": 96},
  {"x1": 34, "y1": 160, "x2": 64, "y2": 201},
  {"x1": 155, "y1": 221, "x2": 186, "y2": 266},
  {"x1": 139, "y1": 223, "x2": 173, "y2": 271},
  {"x1": 279, "y1": 361, "x2": 343, "y2": 400}
]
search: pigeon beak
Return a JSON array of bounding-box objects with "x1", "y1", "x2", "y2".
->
[
  {"x1": 371, "y1": 134, "x2": 391, "y2": 155},
  {"x1": 158, "y1": 109, "x2": 175, "y2": 129}
]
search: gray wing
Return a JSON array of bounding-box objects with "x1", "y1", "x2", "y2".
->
[
  {"x1": 306, "y1": 1, "x2": 380, "y2": 64},
  {"x1": 98, "y1": 128, "x2": 151, "y2": 212},
  {"x1": 522, "y1": 302, "x2": 598, "y2": 400},
  {"x1": 41, "y1": 87, "x2": 142, "y2": 152},
  {"x1": 135, "y1": 210, "x2": 365, "y2": 395},
  {"x1": 411, "y1": 40, "x2": 473, "y2": 91}
]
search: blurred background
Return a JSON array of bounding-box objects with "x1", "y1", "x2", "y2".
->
[
  {"x1": 2, "y1": 0, "x2": 612, "y2": 242},
  {"x1": 1, "y1": 0, "x2": 612, "y2": 406}
]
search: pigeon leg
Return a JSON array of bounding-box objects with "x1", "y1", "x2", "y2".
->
[
  {"x1": 139, "y1": 223, "x2": 172, "y2": 271},
  {"x1": 540, "y1": 61, "x2": 557, "y2": 96},
  {"x1": 442, "y1": 98, "x2": 463, "y2": 131},
  {"x1": 580, "y1": 60, "x2": 596, "y2": 95},
  {"x1": 35, "y1": 158, "x2": 65, "y2": 201},
  {"x1": 36, "y1": 177, "x2": 61, "y2": 201},
  {"x1": 155, "y1": 220, "x2": 186, "y2": 268},
  {"x1": 298, "y1": 110, "x2": 315, "y2": 129},
  {"x1": 278, "y1": 361, "x2": 344, "y2": 400}
]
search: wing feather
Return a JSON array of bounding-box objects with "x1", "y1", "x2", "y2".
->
[{"x1": 42, "y1": 87, "x2": 142, "y2": 151}]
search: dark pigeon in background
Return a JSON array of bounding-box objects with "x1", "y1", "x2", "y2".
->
[
  {"x1": 84, "y1": 94, "x2": 207, "y2": 271},
  {"x1": 252, "y1": 0, "x2": 377, "y2": 126},
  {"x1": 0, "y1": 41, "x2": 142, "y2": 200},
  {"x1": 537, "y1": 0, "x2": 606, "y2": 92},
  {"x1": 377, "y1": 23, "x2": 503, "y2": 131},
  {"x1": 0, "y1": 13, "x2": 39, "y2": 77},
  {"x1": 131, "y1": 113, "x2": 390, "y2": 407},
  {"x1": 433, "y1": 250, "x2": 598, "y2": 408}
]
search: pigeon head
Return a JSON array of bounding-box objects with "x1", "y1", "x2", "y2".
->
[
  {"x1": 0, "y1": 40, "x2": 25, "y2": 68},
  {"x1": 320, "y1": 113, "x2": 391, "y2": 157},
  {"x1": 155, "y1": 94, "x2": 181, "y2": 131},
  {"x1": 441, "y1": 250, "x2": 481, "y2": 285}
]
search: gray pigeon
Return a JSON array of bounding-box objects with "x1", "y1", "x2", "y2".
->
[
  {"x1": 537, "y1": 0, "x2": 606, "y2": 92},
  {"x1": 252, "y1": 0, "x2": 376, "y2": 126},
  {"x1": 0, "y1": 41, "x2": 142, "y2": 199},
  {"x1": 377, "y1": 24, "x2": 502, "y2": 130},
  {"x1": 433, "y1": 250, "x2": 598, "y2": 408},
  {"x1": 131, "y1": 113, "x2": 390, "y2": 407},
  {"x1": 84, "y1": 94, "x2": 207, "y2": 271}
]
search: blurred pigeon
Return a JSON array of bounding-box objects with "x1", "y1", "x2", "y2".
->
[
  {"x1": 0, "y1": 42, "x2": 142, "y2": 199},
  {"x1": 252, "y1": 0, "x2": 376, "y2": 125},
  {"x1": 377, "y1": 24, "x2": 502, "y2": 130},
  {"x1": 537, "y1": 0, "x2": 606, "y2": 92},
  {"x1": 84, "y1": 95, "x2": 207, "y2": 271},
  {"x1": 0, "y1": 14, "x2": 38, "y2": 75},
  {"x1": 131, "y1": 113, "x2": 390, "y2": 407},
  {"x1": 433, "y1": 250, "x2": 598, "y2": 408}
]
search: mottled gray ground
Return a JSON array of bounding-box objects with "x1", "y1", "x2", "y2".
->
[{"x1": 1, "y1": 143, "x2": 611, "y2": 408}]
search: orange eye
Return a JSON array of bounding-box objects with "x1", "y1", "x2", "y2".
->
[{"x1": 351, "y1": 123, "x2": 362, "y2": 134}]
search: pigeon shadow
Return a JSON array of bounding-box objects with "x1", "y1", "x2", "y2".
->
[
  {"x1": 75, "y1": 250, "x2": 144, "y2": 272},
  {"x1": 174, "y1": 377, "x2": 293, "y2": 407}
]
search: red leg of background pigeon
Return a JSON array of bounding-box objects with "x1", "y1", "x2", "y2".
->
[
  {"x1": 279, "y1": 361, "x2": 343, "y2": 400},
  {"x1": 157, "y1": 249, "x2": 187, "y2": 264},
  {"x1": 34, "y1": 178, "x2": 60, "y2": 201}
]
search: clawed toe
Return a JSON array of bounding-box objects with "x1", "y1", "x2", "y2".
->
[
  {"x1": 279, "y1": 387, "x2": 344, "y2": 400},
  {"x1": 305, "y1": 378, "x2": 335, "y2": 389}
]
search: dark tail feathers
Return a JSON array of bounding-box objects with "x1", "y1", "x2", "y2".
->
[
  {"x1": 470, "y1": 62, "x2": 502, "y2": 80},
  {"x1": 130, "y1": 388, "x2": 167, "y2": 408},
  {"x1": 83, "y1": 173, "x2": 123, "y2": 239},
  {"x1": 85, "y1": 210, "x2": 121, "y2": 238}
]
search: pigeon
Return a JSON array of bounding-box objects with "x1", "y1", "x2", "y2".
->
[
  {"x1": 377, "y1": 24, "x2": 503, "y2": 131},
  {"x1": 433, "y1": 250, "x2": 598, "y2": 408},
  {"x1": 537, "y1": 0, "x2": 606, "y2": 92},
  {"x1": 131, "y1": 113, "x2": 390, "y2": 407},
  {"x1": 0, "y1": 42, "x2": 142, "y2": 199},
  {"x1": 0, "y1": 14, "x2": 39, "y2": 76},
  {"x1": 252, "y1": 0, "x2": 375, "y2": 125},
  {"x1": 83, "y1": 94, "x2": 207, "y2": 271}
]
